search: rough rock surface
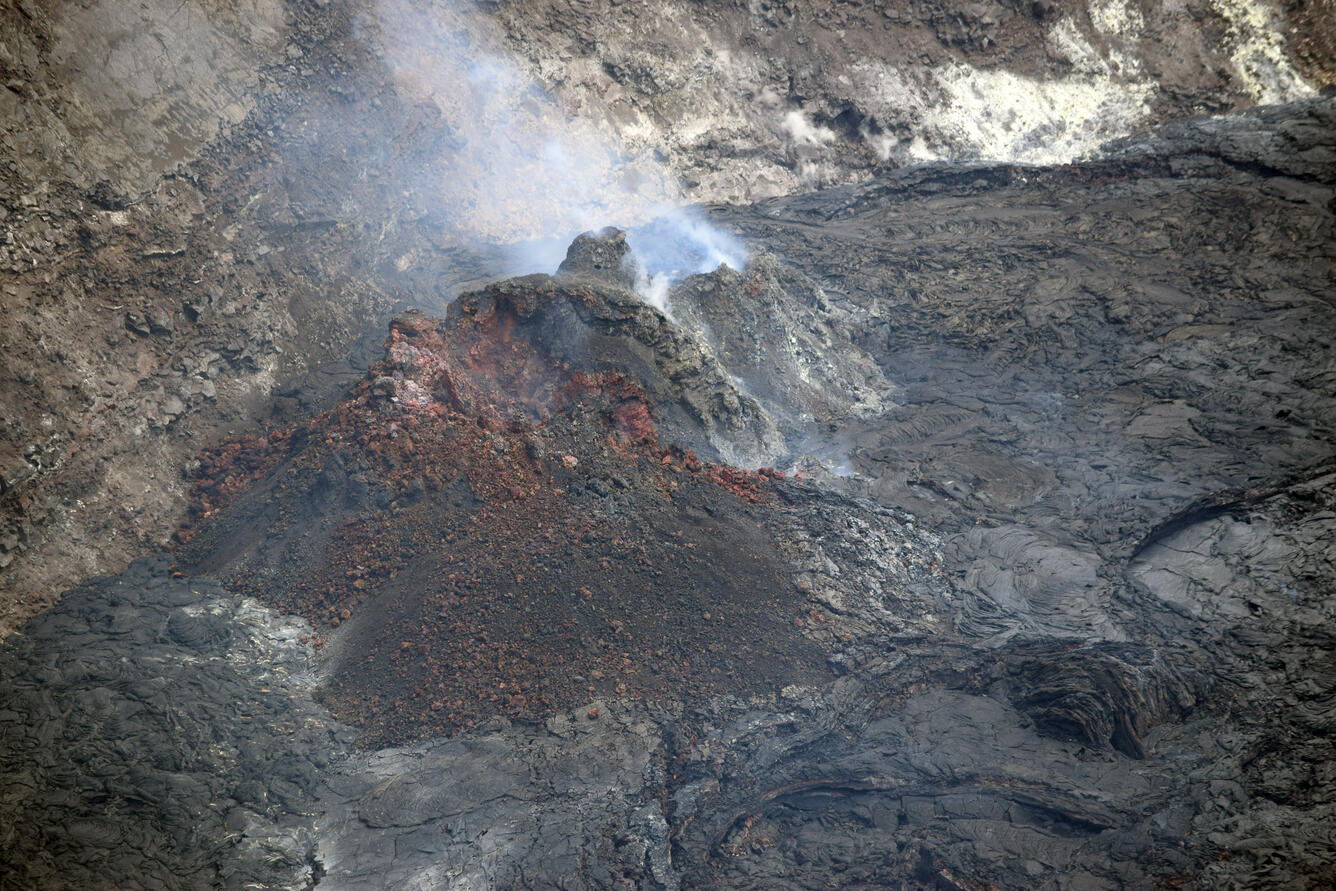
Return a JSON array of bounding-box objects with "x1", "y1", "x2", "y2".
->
[
  {"x1": 0, "y1": 0, "x2": 509, "y2": 629},
  {"x1": 718, "y1": 97, "x2": 1336, "y2": 646},
  {"x1": 457, "y1": 276, "x2": 780, "y2": 465},
  {"x1": 493, "y1": 0, "x2": 1325, "y2": 199},
  {"x1": 0, "y1": 554, "x2": 335, "y2": 890},
  {"x1": 669, "y1": 252, "x2": 896, "y2": 438},
  {"x1": 0, "y1": 0, "x2": 1328, "y2": 628},
  {"x1": 1, "y1": 0, "x2": 1335, "y2": 886},
  {"x1": 3, "y1": 98, "x2": 1335, "y2": 887}
]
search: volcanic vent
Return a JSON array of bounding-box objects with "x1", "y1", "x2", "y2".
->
[{"x1": 176, "y1": 230, "x2": 878, "y2": 746}]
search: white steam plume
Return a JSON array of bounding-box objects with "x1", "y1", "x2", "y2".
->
[
  {"x1": 364, "y1": 0, "x2": 745, "y2": 300},
  {"x1": 627, "y1": 206, "x2": 748, "y2": 313},
  {"x1": 780, "y1": 110, "x2": 836, "y2": 147}
]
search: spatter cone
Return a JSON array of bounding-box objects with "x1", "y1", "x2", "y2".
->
[{"x1": 175, "y1": 241, "x2": 878, "y2": 746}]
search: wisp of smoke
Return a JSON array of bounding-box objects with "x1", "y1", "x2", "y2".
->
[
  {"x1": 367, "y1": 0, "x2": 746, "y2": 308},
  {"x1": 627, "y1": 206, "x2": 748, "y2": 312},
  {"x1": 780, "y1": 109, "x2": 835, "y2": 147}
]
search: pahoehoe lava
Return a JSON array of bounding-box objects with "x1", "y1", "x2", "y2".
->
[{"x1": 2, "y1": 1, "x2": 1335, "y2": 888}]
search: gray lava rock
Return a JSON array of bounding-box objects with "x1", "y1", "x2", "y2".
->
[
  {"x1": 556, "y1": 226, "x2": 641, "y2": 290},
  {"x1": 452, "y1": 272, "x2": 788, "y2": 465},
  {"x1": 0, "y1": 556, "x2": 335, "y2": 889}
]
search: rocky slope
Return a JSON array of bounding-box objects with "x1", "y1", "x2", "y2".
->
[
  {"x1": 1, "y1": 99, "x2": 1334, "y2": 887},
  {"x1": 493, "y1": 0, "x2": 1327, "y2": 198},
  {"x1": 1, "y1": 0, "x2": 1335, "y2": 888},
  {"x1": 0, "y1": 0, "x2": 1328, "y2": 628}
]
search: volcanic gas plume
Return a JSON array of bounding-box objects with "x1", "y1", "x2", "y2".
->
[{"x1": 362, "y1": 0, "x2": 747, "y2": 307}]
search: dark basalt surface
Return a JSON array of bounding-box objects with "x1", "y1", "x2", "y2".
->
[
  {"x1": 0, "y1": 554, "x2": 335, "y2": 890},
  {"x1": 1, "y1": 99, "x2": 1334, "y2": 889}
]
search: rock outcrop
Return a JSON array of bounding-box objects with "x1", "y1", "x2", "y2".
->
[
  {"x1": 172, "y1": 234, "x2": 933, "y2": 746},
  {"x1": 668, "y1": 252, "x2": 895, "y2": 437}
]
